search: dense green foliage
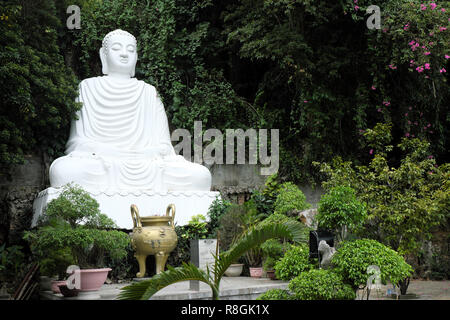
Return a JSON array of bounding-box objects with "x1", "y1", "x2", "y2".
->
[
  {"x1": 317, "y1": 186, "x2": 367, "y2": 241},
  {"x1": 288, "y1": 269, "x2": 356, "y2": 300},
  {"x1": 119, "y1": 218, "x2": 308, "y2": 300},
  {"x1": 260, "y1": 239, "x2": 287, "y2": 271},
  {"x1": 24, "y1": 185, "x2": 130, "y2": 269},
  {"x1": 2, "y1": 0, "x2": 448, "y2": 182},
  {"x1": 256, "y1": 288, "x2": 293, "y2": 300},
  {"x1": 316, "y1": 122, "x2": 449, "y2": 256},
  {"x1": 0, "y1": 0, "x2": 80, "y2": 176},
  {"x1": 274, "y1": 243, "x2": 313, "y2": 281},
  {"x1": 274, "y1": 182, "x2": 310, "y2": 217},
  {"x1": 332, "y1": 239, "x2": 413, "y2": 289}
]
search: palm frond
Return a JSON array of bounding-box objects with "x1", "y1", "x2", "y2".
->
[
  {"x1": 214, "y1": 220, "x2": 302, "y2": 282},
  {"x1": 118, "y1": 262, "x2": 215, "y2": 300}
]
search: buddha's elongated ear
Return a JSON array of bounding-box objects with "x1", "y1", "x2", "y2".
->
[
  {"x1": 130, "y1": 52, "x2": 137, "y2": 78},
  {"x1": 100, "y1": 47, "x2": 108, "y2": 75}
]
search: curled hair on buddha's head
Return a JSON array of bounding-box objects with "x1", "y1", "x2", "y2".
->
[{"x1": 99, "y1": 29, "x2": 137, "y2": 77}]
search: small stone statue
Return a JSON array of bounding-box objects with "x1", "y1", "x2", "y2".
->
[{"x1": 318, "y1": 240, "x2": 336, "y2": 269}]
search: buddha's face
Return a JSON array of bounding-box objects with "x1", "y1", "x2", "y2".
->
[{"x1": 101, "y1": 34, "x2": 137, "y2": 78}]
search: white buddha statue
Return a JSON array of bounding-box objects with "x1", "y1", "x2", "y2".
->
[{"x1": 49, "y1": 29, "x2": 211, "y2": 192}]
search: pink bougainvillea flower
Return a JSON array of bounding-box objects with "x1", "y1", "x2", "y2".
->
[
  {"x1": 354, "y1": 0, "x2": 358, "y2": 3},
  {"x1": 371, "y1": 85, "x2": 376, "y2": 90},
  {"x1": 424, "y1": 51, "x2": 431, "y2": 55},
  {"x1": 440, "y1": 27, "x2": 447, "y2": 31},
  {"x1": 430, "y1": 3, "x2": 437, "y2": 10},
  {"x1": 405, "y1": 113, "x2": 408, "y2": 117},
  {"x1": 389, "y1": 64, "x2": 397, "y2": 70},
  {"x1": 445, "y1": 55, "x2": 450, "y2": 59},
  {"x1": 441, "y1": 8, "x2": 446, "y2": 12},
  {"x1": 405, "y1": 132, "x2": 410, "y2": 137},
  {"x1": 440, "y1": 68, "x2": 447, "y2": 73},
  {"x1": 429, "y1": 32, "x2": 434, "y2": 36},
  {"x1": 303, "y1": 100, "x2": 308, "y2": 103},
  {"x1": 428, "y1": 155, "x2": 433, "y2": 159},
  {"x1": 420, "y1": 4, "x2": 427, "y2": 10},
  {"x1": 425, "y1": 63, "x2": 431, "y2": 69},
  {"x1": 404, "y1": 24, "x2": 409, "y2": 30},
  {"x1": 354, "y1": 5, "x2": 359, "y2": 11},
  {"x1": 408, "y1": 120, "x2": 412, "y2": 125},
  {"x1": 383, "y1": 101, "x2": 391, "y2": 106},
  {"x1": 369, "y1": 149, "x2": 373, "y2": 155},
  {"x1": 427, "y1": 123, "x2": 431, "y2": 127},
  {"x1": 377, "y1": 108, "x2": 382, "y2": 112},
  {"x1": 409, "y1": 40, "x2": 415, "y2": 46},
  {"x1": 416, "y1": 66, "x2": 424, "y2": 73}
]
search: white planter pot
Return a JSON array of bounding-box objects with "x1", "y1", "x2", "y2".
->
[{"x1": 224, "y1": 264, "x2": 244, "y2": 277}]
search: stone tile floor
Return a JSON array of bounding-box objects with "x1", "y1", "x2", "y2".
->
[{"x1": 359, "y1": 280, "x2": 449, "y2": 300}]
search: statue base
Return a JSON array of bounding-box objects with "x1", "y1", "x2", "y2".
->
[{"x1": 31, "y1": 187, "x2": 220, "y2": 229}]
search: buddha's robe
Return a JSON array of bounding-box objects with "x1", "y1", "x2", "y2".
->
[{"x1": 49, "y1": 76, "x2": 211, "y2": 191}]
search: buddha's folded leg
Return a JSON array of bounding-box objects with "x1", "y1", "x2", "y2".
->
[
  {"x1": 163, "y1": 160, "x2": 211, "y2": 191},
  {"x1": 49, "y1": 154, "x2": 110, "y2": 188}
]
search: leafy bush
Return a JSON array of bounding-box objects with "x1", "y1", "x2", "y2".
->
[
  {"x1": 288, "y1": 269, "x2": 356, "y2": 300},
  {"x1": 261, "y1": 239, "x2": 287, "y2": 271},
  {"x1": 217, "y1": 204, "x2": 247, "y2": 252},
  {"x1": 167, "y1": 225, "x2": 192, "y2": 268},
  {"x1": 256, "y1": 289, "x2": 293, "y2": 300},
  {"x1": 317, "y1": 186, "x2": 367, "y2": 241},
  {"x1": 181, "y1": 214, "x2": 210, "y2": 240},
  {"x1": 274, "y1": 244, "x2": 313, "y2": 281},
  {"x1": 0, "y1": 244, "x2": 26, "y2": 282},
  {"x1": 332, "y1": 239, "x2": 413, "y2": 289},
  {"x1": 207, "y1": 197, "x2": 232, "y2": 237},
  {"x1": 24, "y1": 184, "x2": 130, "y2": 269},
  {"x1": 261, "y1": 213, "x2": 310, "y2": 244},
  {"x1": 274, "y1": 182, "x2": 310, "y2": 218},
  {"x1": 249, "y1": 190, "x2": 275, "y2": 218}
]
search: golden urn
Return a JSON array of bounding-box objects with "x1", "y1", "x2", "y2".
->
[{"x1": 130, "y1": 204, "x2": 178, "y2": 278}]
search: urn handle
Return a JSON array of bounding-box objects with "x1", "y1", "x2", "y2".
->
[
  {"x1": 166, "y1": 204, "x2": 175, "y2": 229},
  {"x1": 130, "y1": 204, "x2": 142, "y2": 229}
]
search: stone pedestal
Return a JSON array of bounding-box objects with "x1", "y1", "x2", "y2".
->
[
  {"x1": 189, "y1": 239, "x2": 217, "y2": 291},
  {"x1": 32, "y1": 187, "x2": 220, "y2": 229}
]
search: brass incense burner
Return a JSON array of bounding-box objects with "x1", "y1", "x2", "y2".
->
[{"x1": 130, "y1": 204, "x2": 178, "y2": 278}]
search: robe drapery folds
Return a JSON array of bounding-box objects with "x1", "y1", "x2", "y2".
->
[{"x1": 62, "y1": 76, "x2": 182, "y2": 190}]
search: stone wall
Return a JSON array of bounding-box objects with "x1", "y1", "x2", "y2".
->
[{"x1": 0, "y1": 154, "x2": 47, "y2": 245}]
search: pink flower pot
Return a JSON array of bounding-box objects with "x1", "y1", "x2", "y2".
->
[
  {"x1": 249, "y1": 267, "x2": 263, "y2": 278},
  {"x1": 51, "y1": 280, "x2": 67, "y2": 294},
  {"x1": 79, "y1": 268, "x2": 111, "y2": 291}
]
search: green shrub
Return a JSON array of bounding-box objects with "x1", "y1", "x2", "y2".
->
[
  {"x1": 274, "y1": 243, "x2": 313, "y2": 280},
  {"x1": 274, "y1": 182, "x2": 310, "y2": 218},
  {"x1": 261, "y1": 239, "x2": 287, "y2": 271},
  {"x1": 332, "y1": 239, "x2": 413, "y2": 289},
  {"x1": 181, "y1": 214, "x2": 210, "y2": 240},
  {"x1": 316, "y1": 186, "x2": 367, "y2": 241},
  {"x1": 289, "y1": 269, "x2": 356, "y2": 300},
  {"x1": 207, "y1": 197, "x2": 232, "y2": 237},
  {"x1": 256, "y1": 289, "x2": 293, "y2": 300},
  {"x1": 217, "y1": 204, "x2": 247, "y2": 252},
  {"x1": 24, "y1": 184, "x2": 130, "y2": 269},
  {"x1": 250, "y1": 190, "x2": 275, "y2": 218}
]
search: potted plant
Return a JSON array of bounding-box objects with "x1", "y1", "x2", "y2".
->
[
  {"x1": 261, "y1": 239, "x2": 286, "y2": 280},
  {"x1": 24, "y1": 184, "x2": 130, "y2": 292}
]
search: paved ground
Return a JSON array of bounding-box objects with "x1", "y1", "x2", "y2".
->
[
  {"x1": 361, "y1": 280, "x2": 449, "y2": 300},
  {"x1": 41, "y1": 278, "x2": 449, "y2": 300}
]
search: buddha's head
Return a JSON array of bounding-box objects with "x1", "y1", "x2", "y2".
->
[{"x1": 100, "y1": 29, "x2": 137, "y2": 78}]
